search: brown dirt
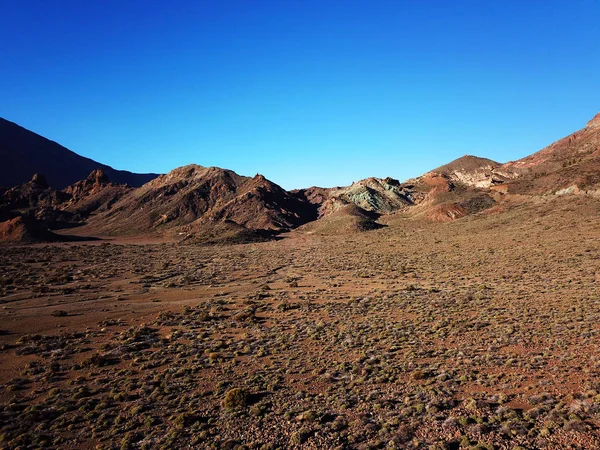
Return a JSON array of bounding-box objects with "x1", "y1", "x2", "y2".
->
[{"x1": 2, "y1": 194, "x2": 600, "y2": 449}]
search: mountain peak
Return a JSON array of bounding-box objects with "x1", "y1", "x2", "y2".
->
[
  {"x1": 433, "y1": 155, "x2": 500, "y2": 174},
  {"x1": 586, "y1": 112, "x2": 600, "y2": 128}
]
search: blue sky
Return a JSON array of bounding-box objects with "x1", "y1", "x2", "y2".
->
[{"x1": 1, "y1": 1, "x2": 600, "y2": 189}]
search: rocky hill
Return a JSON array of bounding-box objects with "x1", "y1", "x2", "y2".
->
[
  {"x1": 299, "y1": 204, "x2": 384, "y2": 234},
  {"x1": 431, "y1": 155, "x2": 503, "y2": 188},
  {"x1": 0, "y1": 169, "x2": 135, "y2": 244},
  {"x1": 303, "y1": 157, "x2": 503, "y2": 227},
  {"x1": 79, "y1": 165, "x2": 319, "y2": 236},
  {"x1": 0, "y1": 173, "x2": 73, "y2": 226},
  {"x1": 321, "y1": 177, "x2": 414, "y2": 215},
  {"x1": 62, "y1": 169, "x2": 132, "y2": 217}
]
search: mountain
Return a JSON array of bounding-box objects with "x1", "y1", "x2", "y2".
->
[
  {"x1": 79, "y1": 164, "x2": 319, "y2": 236},
  {"x1": 2, "y1": 112, "x2": 599, "y2": 244},
  {"x1": 0, "y1": 164, "x2": 321, "y2": 244},
  {"x1": 299, "y1": 157, "x2": 503, "y2": 226},
  {"x1": 409, "y1": 112, "x2": 600, "y2": 218},
  {"x1": 0, "y1": 168, "x2": 130, "y2": 225},
  {"x1": 503, "y1": 113, "x2": 600, "y2": 175},
  {"x1": 318, "y1": 112, "x2": 600, "y2": 223},
  {"x1": 0, "y1": 118, "x2": 159, "y2": 189}
]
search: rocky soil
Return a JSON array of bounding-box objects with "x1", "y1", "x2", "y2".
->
[{"x1": 1, "y1": 194, "x2": 600, "y2": 449}]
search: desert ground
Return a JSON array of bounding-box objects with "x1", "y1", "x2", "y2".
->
[{"x1": 1, "y1": 194, "x2": 600, "y2": 449}]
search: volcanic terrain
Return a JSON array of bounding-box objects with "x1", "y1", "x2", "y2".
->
[{"x1": 1, "y1": 114, "x2": 600, "y2": 449}]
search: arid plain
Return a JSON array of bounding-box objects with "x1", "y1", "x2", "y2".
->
[{"x1": 2, "y1": 195, "x2": 600, "y2": 449}]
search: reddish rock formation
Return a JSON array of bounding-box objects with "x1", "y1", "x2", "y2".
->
[{"x1": 79, "y1": 165, "x2": 319, "y2": 238}]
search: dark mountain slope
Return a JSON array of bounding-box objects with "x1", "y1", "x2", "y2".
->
[{"x1": 0, "y1": 118, "x2": 159, "y2": 189}]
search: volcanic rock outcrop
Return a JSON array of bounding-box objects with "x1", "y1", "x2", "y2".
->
[
  {"x1": 320, "y1": 177, "x2": 414, "y2": 215},
  {"x1": 0, "y1": 170, "x2": 133, "y2": 242},
  {"x1": 0, "y1": 173, "x2": 72, "y2": 225},
  {"x1": 62, "y1": 169, "x2": 132, "y2": 216},
  {"x1": 430, "y1": 155, "x2": 504, "y2": 188}
]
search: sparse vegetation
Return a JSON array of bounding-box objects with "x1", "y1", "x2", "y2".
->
[
  {"x1": 1, "y1": 194, "x2": 600, "y2": 448},
  {"x1": 223, "y1": 388, "x2": 249, "y2": 410}
]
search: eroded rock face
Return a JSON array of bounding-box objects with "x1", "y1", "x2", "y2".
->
[
  {"x1": 0, "y1": 174, "x2": 71, "y2": 222},
  {"x1": 426, "y1": 203, "x2": 467, "y2": 222},
  {"x1": 64, "y1": 169, "x2": 112, "y2": 199},
  {"x1": 421, "y1": 174, "x2": 453, "y2": 195},
  {"x1": 88, "y1": 169, "x2": 109, "y2": 184},
  {"x1": 62, "y1": 170, "x2": 132, "y2": 217},
  {"x1": 429, "y1": 155, "x2": 506, "y2": 189},
  {"x1": 319, "y1": 177, "x2": 413, "y2": 217},
  {"x1": 451, "y1": 166, "x2": 504, "y2": 189}
]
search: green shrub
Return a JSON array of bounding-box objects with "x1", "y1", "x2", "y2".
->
[{"x1": 223, "y1": 388, "x2": 249, "y2": 410}]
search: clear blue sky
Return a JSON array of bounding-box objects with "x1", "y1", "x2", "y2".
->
[{"x1": 1, "y1": 1, "x2": 600, "y2": 189}]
